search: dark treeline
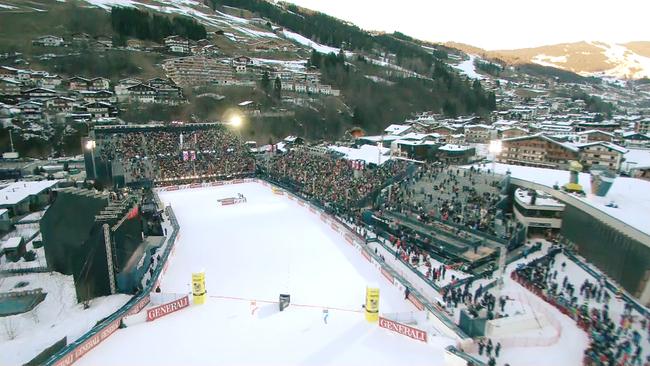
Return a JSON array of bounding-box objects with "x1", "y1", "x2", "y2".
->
[
  {"x1": 474, "y1": 59, "x2": 502, "y2": 77},
  {"x1": 308, "y1": 50, "x2": 496, "y2": 132},
  {"x1": 110, "y1": 7, "x2": 206, "y2": 44},
  {"x1": 210, "y1": 0, "x2": 442, "y2": 72}
]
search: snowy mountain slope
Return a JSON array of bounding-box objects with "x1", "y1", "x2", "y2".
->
[{"x1": 449, "y1": 41, "x2": 650, "y2": 80}]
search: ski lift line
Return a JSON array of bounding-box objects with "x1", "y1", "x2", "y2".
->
[{"x1": 207, "y1": 295, "x2": 363, "y2": 313}]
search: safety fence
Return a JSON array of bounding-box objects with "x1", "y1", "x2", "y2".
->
[
  {"x1": 563, "y1": 250, "x2": 649, "y2": 318},
  {"x1": 43, "y1": 201, "x2": 182, "y2": 366},
  {"x1": 259, "y1": 178, "x2": 472, "y2": 346}
]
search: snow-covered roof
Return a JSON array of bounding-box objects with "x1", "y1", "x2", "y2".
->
[
  {"x1": 383, "y1": 124, "x2": 412, "y2": 135},
  {"x1": 514, "y1": 188, "x2": 565, "y2": 208},
  {"x1": 0, "y1": 180, "x2": 58, "y2": 206},
  {"x1": 358, "y1": 135, "x2": 402, "y2": 143},
  {"x1": 576, "y1": 142, "x2": 627, "y2": 154},
  {"x1": 438, "y1": 144, "x2": 473, "y2": 151},
  {"x1": 467, "y1": 163, "x2": 650, "y2": 237},
  {"x1": 502, "y1": 133, "x2": 579, "y2": 152},
  {"x1": 623, "y1": 149, "x2": 650, "y2": 169},
  {"x1": 327, "y1": 144, "x2": 391, "y2": 165},
  {"x1": 1, "y1": 237, "x2": 23, "y2": 250},
  {"x1": 0, "y1": 208, "x2": 8, "y2": 217},
  {"x1": 577, "y1": 129, "x2": 614, "y2": 137}
]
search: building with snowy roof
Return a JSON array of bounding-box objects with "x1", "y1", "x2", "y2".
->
[
  {"x1": 470, "y1": 162, "x2": 650, "y2": 305},
  {"x1": 0, "y1": 180, "x2": 58, "y2": 217}
]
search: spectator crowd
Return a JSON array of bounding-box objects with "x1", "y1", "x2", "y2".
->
[
  {"x1": 265, "y1": 149, "x2": 409, "y2": 211},
  {"x1": 513, "y1": 249, "x2": 650, "y2": 366},
  {"x1": 97, "y1": 125, "x2": 255, "y2": 183}
]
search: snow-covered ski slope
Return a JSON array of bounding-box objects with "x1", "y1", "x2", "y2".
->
[{"x1": 77, "y1": 182, "x2": 450, "y2": 365}]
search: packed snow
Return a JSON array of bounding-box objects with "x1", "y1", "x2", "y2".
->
[
  {"x1": 0, "y1": 273, "x2": 131, "y2": 366},
  {"x1": 453, "y1": 55, "x2": 483, "y2": 80},
  {"x1": 282, "y1": 30, "x2": 340, "y2": 54},
  {"x1": 76, "y1": 183, "x2": 452, "y2": 365}
]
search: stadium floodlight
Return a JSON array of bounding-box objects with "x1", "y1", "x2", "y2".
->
[
  {"x1": 488, "y1": 139, "x2": 502, "y2": 175},
  {"x1": 488, "y1": 139, "x2": 502, "y2": 154},
  {"x1": 230, "y1": 115, "x2": 243, "y2": 128},
  {"x1": 85, "y1": 139, "x2": 96, "y2": 150}
]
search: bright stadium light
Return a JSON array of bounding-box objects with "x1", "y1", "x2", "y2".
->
[
  {"x1": 488, "y1": 140, "x2": 502, "y2": 154},
  {"x1": 230, "y1": 115, "x2": 243, "y2": 128},
  {"x1": 85, "y1": 139, "x2": 96, "y2": 150}
]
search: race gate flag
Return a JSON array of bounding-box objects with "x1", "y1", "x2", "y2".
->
[
  {"x1": 378, "y1": 316, "x2": 428, "y2": 343},
  {"x1": 192, "y1": 272, "x2": 206, "y2": 305},
  {"x1": 365, "y1": 286, "x2": 380, "y2": 322},
  {"x1": 146, "y1": 295, "x2": 190, "y2": 322}
]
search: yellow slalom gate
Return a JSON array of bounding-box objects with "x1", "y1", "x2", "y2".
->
[
  {"x1": 365, "y1": 286, "x2": 379, "y2": 322},
  {"x1": 192, "y1": 272, "x2": 206, "y2": 305}
]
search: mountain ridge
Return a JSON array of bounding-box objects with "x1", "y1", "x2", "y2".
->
[{"x1": 445, "y1": 40, "x2": 650, "y2": 80}]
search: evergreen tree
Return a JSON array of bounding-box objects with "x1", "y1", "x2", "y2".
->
[
  {"x1": 273, "y1": 76, "x2": 282, "y2": 100},
  {"x1": 260, "y1": 71, "x2": 271, "y2": 93}
]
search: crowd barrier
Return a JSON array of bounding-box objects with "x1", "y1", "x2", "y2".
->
[
  {"x1": 44, "y1": 202, "x2": 181, "y2": 366},
  {"x1": 258, "y1": 178, "x2": 472, "y2": 346}
]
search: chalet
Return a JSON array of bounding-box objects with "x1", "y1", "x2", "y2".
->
[
  {"x1": 463, "y1": 124, "x2": 497, "y2": 143},
  {"x1": 126, "y1": 83, "x2": 157, "y2": 103},
  {"x1": 0, "y1": 78, "x2": 21, "y2": 95},
  {"x1": 72, "y1": 33, "x2": 92, "y2": 43},
  {"x1": 575, "y1": 130, "x2": 615, "y2": 144},
  {"x1": 45, "y1": 96, "x2": 76, "y2": 113},
  {"x1": 67, "y1": 76, "x2": 90, "y2": 91},
  {"x1": 621, "y1": 132, "x2": 650, "y2": 147},
  {"x1": 0, "y1": 66, "x2": 19, "y2": 78},
  {"x1": 576, "y1": 121, "x2": 620, "y2": 133},
  {"x1": 154, "y1": 86, "x2": 184, "y2": 105},
  {"x1": 635, "y1": 118, "x2": 650, "y2": 135},
  {"x1": 83, "y1": 101, "x2": 116, "y2": 118},
  {"x1": 17, "y1": 100, "x2": 44, "y2": 120},
  {"x1": 499, "y1": 127, "x2": 529, "y2": 139},
  {"x1": 384, "y1": 124, "x2": 413, "y2": 136},
  {"x1": 233, "y1": 55, "x2": 253, "y2": 66},
  {"x1": 147, "y1": 77, "x2": 174, "y2": 89},
  {"x1": 430, "y1": 125, "x2": 458, "y2": 136},
  {"x1": 32, "y1": 35, "x2": 65, "y2": 47},
  {"x1": 40, "y1": 74, "x2": 63, "y2": 89},
  {"x1": 164, "y1": 35, "x2": 191, "y2": 54},
  {"x1": 22, "y1": 87, "x2": 57, "y2": 101},
  {"x1": 115, "y1": 78, "x2": 142, "y2": 101},
  {"x1": 89, "y1": 77, "x2": 110, "y2": 91},
  {"x1": 497, "y1": 134, "x2": 580, "y2": 170},
  {"x1": 576, "y1": 142, "x2": 627, "y2": 171},
  {"x1": 79, "y1": 90, "x2": 115, "y2": 104}
]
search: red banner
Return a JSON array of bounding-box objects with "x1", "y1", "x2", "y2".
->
[
  {"x1": 378, "y1": 317, "x2": 427, "y2": 343},
  {"x1": 146, "y1": 295, "x2": 190, "y2": 322},
  {"x1": 53, "y1": 318, "x2": 121, "y2": 366},
  {"x1": 381, "y1": 267, "x2": 394, "y2": 283},
  {"x1": 344, "y1": 234, "x2": 355, "y2": 245},
  {"x1": 361, "y1": 248, "x2": 371, "y2": 262},
  {"x1": 167, "y1": 186, "x2": 179, "y2": 191},
  {"x1": 190, "y1": 183, "x2": 202, "y2": 188},
  {"x1": 212, "y1": 181, "x2": 224, "y2": 186},
  {"x1": 407, "y1": 293, "x2": 425, "y2": 311}
]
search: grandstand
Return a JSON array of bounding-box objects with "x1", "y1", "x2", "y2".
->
[{"x1": 87, "y1": 123, "x2": 255, "y2": 187}]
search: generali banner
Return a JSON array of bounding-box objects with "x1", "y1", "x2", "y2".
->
[
  {"x1": 146, "y1": 295, "x2": 190, "y2": 322},
  {"x1": 378, "y1": 316, "x2": 428, "y2": 343}
]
